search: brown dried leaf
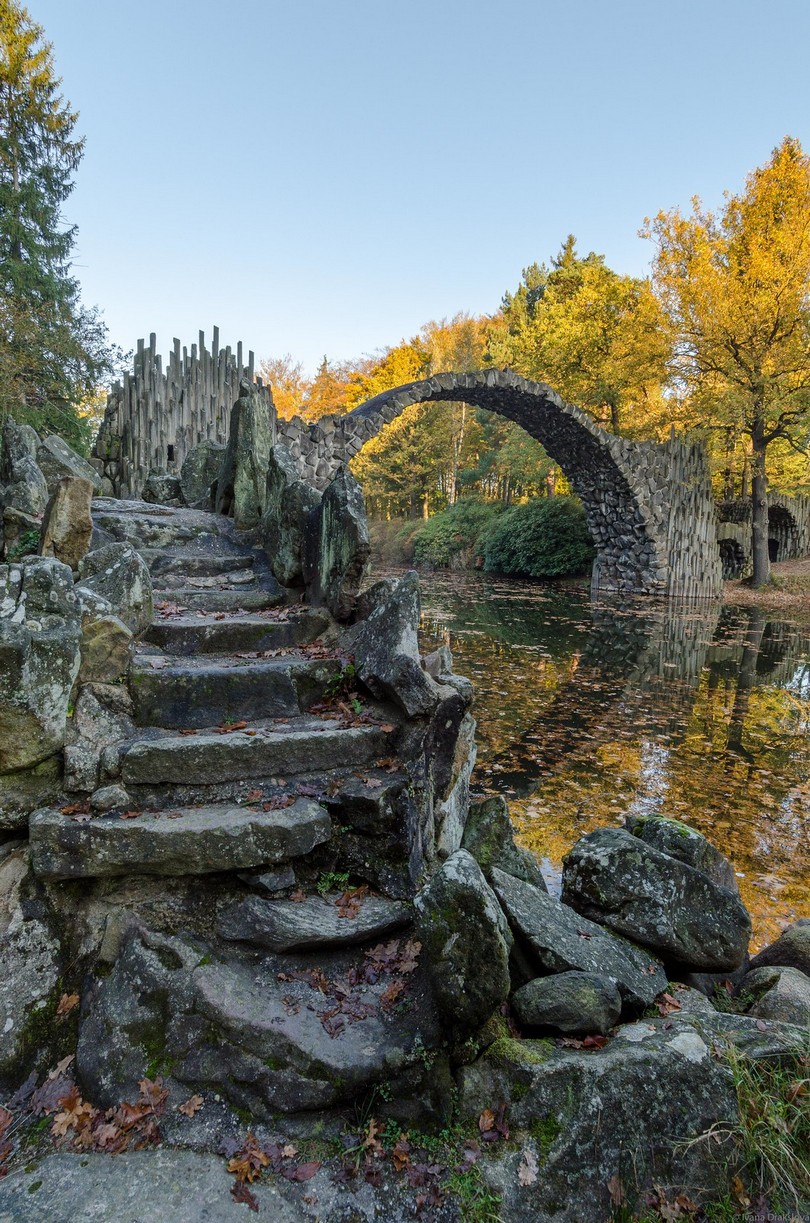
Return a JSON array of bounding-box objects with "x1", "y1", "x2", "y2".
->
[
  {"x1": 178, "y1": 1094, "x2": 204, "y2": 1118},
  {"x1": 518, "y1": 1147, "x2": 538, "y2": 1186},
  {"x1": 56, "y1": 992, "x2": 80, "y2": 1018}
]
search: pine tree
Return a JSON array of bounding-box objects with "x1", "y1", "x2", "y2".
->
[{"x1": 0, "y1": 0, "x2": 112, "y2": 445}]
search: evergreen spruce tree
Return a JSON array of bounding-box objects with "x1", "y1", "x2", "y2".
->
[{"x1": 0, "y1": 0, "x2": 112, "y2": 445}]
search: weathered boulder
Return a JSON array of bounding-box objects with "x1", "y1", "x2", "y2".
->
[
  {"x1": 414, "y1": 849, "x2": 512, "y2": 1033},
  {"x1": 1, "y1": 455, "x2": 48, "y2": 520},
  {"x1": 214, "y1": 382, "x2": 274, "y2": 528},
  {"x1": 63, "y1": 683, "x2": 136, "y2": 794},
  {"x1": 742, "y1": 965, "x2": 810, "y2": 1026},
  {"x1": 0, "y1": 757, "x2": 62, "y2": 831},
  {"x1": 219, "y1": 892, "x2": 411, "y2": 951},
  {"x1": 304, "y1": 467, "x2": 370, "y2": 621},
  {"x1": 490, "y1": 867, "x2": 667, "y2": 1008},
  {"x1": 0, "y1": 419, "x2": 48, "y2": 533},
  {"x1": 343, "y1": 572, "x2": 438, "y2": 716},
  {"x1": 512, "y1": 971, "x2": 623, "y2": 1035},
  {"x1": 262, "y1": 444, "x2": 320, "y2": 586},
  {"x1": 462, "y1": 794, "x2": 547, "y2": 890},
  {"x1": 37, "y1": 434, "x2": 101, "y2": 494},
  {"x1": 457, "y1": 1012, "x2": 807, "y2": 1223},
  {"x1": 78, "y1": 612, "x2": 133, "y2": 684},
  {"x1": 141, "y1": 470, "x2": 182, "y2": 505},
  {"x1": 625, "y1": 813, "x2": 738, "y2": 892},
  {"x1": 0, "y1": 844, "x2": 61, "y2": 1076},
  {"x1": 179, "y1": 440, "x2": 226, "y2": 509},
  {"x1": 39, "y1": 476, "x2": 94, "y2": 570},
  {"x1": 749, "y1": 917, "x2": 810, "y2": 977},
  {"x1": 77, "y1": 925, "x2": 442, "y2": 1116},
  {"x1": 0, "y1": 559, "x2": 81, "y2": 772},
  {"x1": 29, "y1": 798, "x2": 332, "y2": 880},
  {"x1": 0, "y1": 417, "x2": 39, "y2": 474},
  {"x1": 561, "y1": 828, "x2": 751, "y2": 971},
  {"x1": 77, "y1": 542, "x2": 153, "y2": 635}
]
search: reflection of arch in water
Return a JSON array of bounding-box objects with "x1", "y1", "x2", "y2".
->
[
  {"x1": 280, "y1": 371, "x2": 722, "y2": 600},
  {"x1": 483, "y1": 601, "x2": 722, "y2": 794}
]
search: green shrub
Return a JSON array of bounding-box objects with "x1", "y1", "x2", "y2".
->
[
  {"x1": 483, "y1": 496, "x2": 594, "y2": 578},
  {"x1": 410, "y1": 500, "x2": 504, "y2": 568}
]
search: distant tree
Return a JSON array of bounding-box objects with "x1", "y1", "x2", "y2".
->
[
  {"x1": 257, "y1": 353, "x2": 308, "y2": 420},
  {"x1": 0, "y1": 0, "x2": 114, "y2": 445},
  {"x1": 645, "y1": 137, "x2": 810, "y2": 585}
]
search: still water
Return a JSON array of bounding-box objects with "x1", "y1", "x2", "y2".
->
[{"x1": 416, "y1": 572, "x2": 810, "y2": 950}]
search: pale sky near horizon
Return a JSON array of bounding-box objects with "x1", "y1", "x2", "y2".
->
[{"x1": 29, "y1": 0, "x2": 810, "y2": 376}]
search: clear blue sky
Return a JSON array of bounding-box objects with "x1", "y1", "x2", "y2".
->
[{"x1": 31, "y1": 0, "x2": 810, "y2": 376}]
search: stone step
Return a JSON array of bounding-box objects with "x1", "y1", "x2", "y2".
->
[
  {"x1": 108, "y1": 718, "x2": 397, "y2": 786},
  {"x1": 156, "y1": 568, "x2": 258, "y2": 591},
  {"x1": 129, "y1": 654, "x2": 341, "y2": 728},
  {"x1": 29, "y1": 797, "x2": 331, "y2": 880},
  {"x1": 92, "y1": 500, "x2": 245, "y2": 552},
  {"x1": 152, "y1": 584, "x2": 284, "y2": 612},
  {"x1": 219, "y1": 892, "x2": 412, "y2": 951},
  {"x1": 139, "y1": 550, "x2": 257, "y2": 578},
  {"x1": 142, "y1": 609, "x2": 330, "y2": 656}
]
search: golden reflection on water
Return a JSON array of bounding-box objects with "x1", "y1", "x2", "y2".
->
[{"x1": 418, "y1": 575, "x2": 810, "y2": 951}]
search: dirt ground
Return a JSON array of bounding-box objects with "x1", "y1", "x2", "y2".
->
[{"x1": 724, "y1": 556, "x2": 810, "y2": 609}]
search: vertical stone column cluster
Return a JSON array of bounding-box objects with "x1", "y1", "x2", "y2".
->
[{"x1": 93, "y1": 330, "x2": 272, "y2": 501}]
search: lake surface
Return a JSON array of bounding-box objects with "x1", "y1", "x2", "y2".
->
[{"x1": 414, "y1": 571, "x2": 810, "y2": 950}]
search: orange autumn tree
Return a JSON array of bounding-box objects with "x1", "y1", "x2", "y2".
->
[{"x1": 645, "y1": 137, "x2": 810, "y2": 586}]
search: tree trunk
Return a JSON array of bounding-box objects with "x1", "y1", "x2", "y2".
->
[{"x1": 750, "y1": 424, "x2": 770, "y2": 587}]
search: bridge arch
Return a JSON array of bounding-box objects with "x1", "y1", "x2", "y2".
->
[{"x1": 282, "y1": 370, "x2": 722, "y2": 599}]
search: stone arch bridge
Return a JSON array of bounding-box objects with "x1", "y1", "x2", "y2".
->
[{"x1": 278, "y1": 370, "x2": 722, "y2": 600}]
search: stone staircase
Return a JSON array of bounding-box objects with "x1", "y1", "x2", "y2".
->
[{"x1": 27, "y1": 498, "x2": 443, "y2": 1119}]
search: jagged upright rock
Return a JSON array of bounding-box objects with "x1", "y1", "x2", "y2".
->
[
  {"x1": 0, "y1": 558, "x2": 81, "y2": 772},
  {"x1": 179, "y1": 441, "x2": 226, "y2": 510},
  {"x1": 262, "y1": 444, "x2": 321, "y2": 586},
  {"x1": 214, "y1": 382, "x2": 274, "y2": 528},
  {"x1": 36, "y1": 434, "x2": 102, "y2": 494},
  {"x1": 39, "y1": 476, "x2": 94, "y2": 570},
  {"x1": 77, "y1": 542, "x2": 153, "y2": 636},
  {"x1": 343, "y1": 572, "x2": 437, "y2": 715},
  {"x1": 303, "y1": 467, "x2": 370, "y2": 620}
]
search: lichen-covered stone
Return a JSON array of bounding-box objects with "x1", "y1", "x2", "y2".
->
[
  {"x1": 414, "y1": 849, "x2": 512, "y2": 1033},
  {"x1": 179, "y1": 441, "x2": 226, "y2": 510},
  {"x1": 262, "y1": 444, "x2": 321, "y2": 587},
  {"x1": 304, "y1": 467, "x2": 370, "y2": 621},
  {"x1": 77, "y1": 542, "x2": 153, "y2": 636},
  {"x1": 78, "y1": 613, "x2": 132, "y2": 684},
  {"x1": 343, "y1": 572, "x2": 438, "y2": 716},
  {"x1": 625, "y1": 813, "x2": 738, "y2": 892},
  {"x1": 490, "y1": 867, "x2": 667, "y2": 1008},
  {"x1": 749, "y1": 918, "x2": 810, "y2": 977},
  {"x1": 742, "y1": 965, "x2": 810, "y2": 1026},
  {"x1": 214, "y1": 383, "x2": 274, "y2": 528},
  {"x1": 462, "y1": 794, "x2": 547, "y2": 890},
  {"x1": 457, "y1": 1011, "x2": 807, "y2": 1223},
  {"x1": 141, "y1": 470, "x2": 182, "y2": 505},
  {"x1": 0, "y1": 558, "x2": 81, "y2": 772},
  {"x1": 39, "y1": 476, "x2": 94, "y2": 570},
  {"x1": 37, "y1": 434, "x2": 102, "y2": 494},
  {"x1": 512, "y1": 971, "x2": 622, "y2": 1035},
  {"x1": 561, "y1": 827, "x2": 751, "y2": 971},
  {"x1": 219, "y1": 892, "x2": 411, "y2": 952}
]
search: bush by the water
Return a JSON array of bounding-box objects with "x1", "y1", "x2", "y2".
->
[
  {"x1": 483, "y1": 497, "x2": 595, "y2": 578},
  {"x1": 411, "y1": 500, "x2": 506, "y2": 568},
  {"x1": 369, "y1": 496, "x2": 595, "y2": 578}
]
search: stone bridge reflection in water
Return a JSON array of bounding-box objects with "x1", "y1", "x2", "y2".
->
[{"x1": 417, "y1": 574, "x2": 810, "y2": 949}]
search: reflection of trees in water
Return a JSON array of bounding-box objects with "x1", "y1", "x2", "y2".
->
[{"x1": 484, "y1": 600, "x2": 810, "y2": 795}]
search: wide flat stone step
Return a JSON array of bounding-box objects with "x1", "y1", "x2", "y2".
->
[
  {"x1": 29, "y1": 797, "x2": 331, "y2": 880},
  {"x1": 142, "y1": 609, "x2": 330, "y2": 655},
  {"x1": 156, "y1": 568, "x2": 258, "y2": 591},
  {"x1": 92, "y1": 500, "x2": 242, "y2": 551},
  {"x1": 219, "y1": 892, "x2": 412, "y2": 951},
  {"x1": 111, "y1": 718, "x2": 397, "y2": 786},
  {"x1": 129, "y1": 654, "x2": 340, "y2": 728},
  {"x1": 152, "y1": 584, "x2": 284, "y2": 612},
  {"x1": 139, "y1": 549, "x2": 257, "y2": 578}
]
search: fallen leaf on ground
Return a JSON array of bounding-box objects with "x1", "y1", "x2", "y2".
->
[
  {"x1": 518, "y1": 1148, "x2": 538, "y2": 1186},
  {"x1": 56, "y1": 993, "x2": 80, "y2": 1018},
  {"x1": 178, "y1": 1094, "x2": 204, "y2": 1118}
]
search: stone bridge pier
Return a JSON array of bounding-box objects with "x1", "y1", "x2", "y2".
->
[{"x1": 279, "y1": 370, "x2": 723, "y2": 600}]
